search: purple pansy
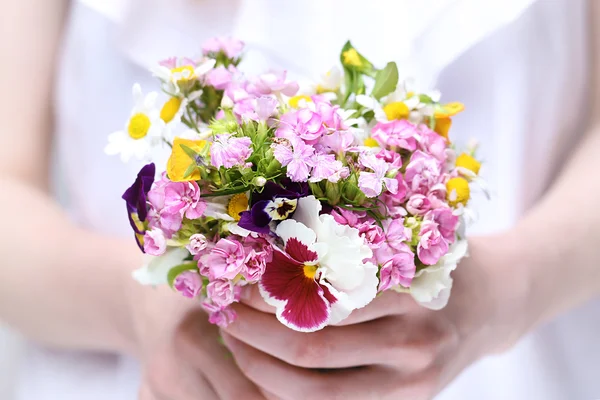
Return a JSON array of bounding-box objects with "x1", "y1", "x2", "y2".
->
[{"x1": 122, "y1": 163, "x2": 155, "y2": 251}]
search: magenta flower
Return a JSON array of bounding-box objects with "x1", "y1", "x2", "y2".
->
[
  {"x1": 174, "y1": 271, "x2": 203, "y2": 299},
  {"x1": 247, "y1": 70, "x2": 299, "y2": 97},
  {"x1": 315, "y1": 101, "x2": 347, "y2": 131},
  {"x1": 358, "y1": 153, "x2": 398, "y2": 197},
  {"x1": 425, "y1": 208, "x2": 459, "y2": 243},
  {"x1": 376, "y1": 149, "x2": 403, "y2": 169},
  {"x1": 205, "y1": 238, "x2": 246, "y2": 280},
  {"x1": 207, "y1": 279, "x2": 237, "y2": 307},
  {"x1": 187, "y1": 233, "x2": 208, "y2": 255},
  {"x1": 202, "y1": 302, "x2": 237, "y2": 327},
  {"x1": 378, "y1": 244, "x2": 416, "y2": 291},
  {"x1": 276, "y1": 108, "x2": 325, "y2": 142},
  {"x1": 210, "y1": 134, "x2": 253, "y2": 169},
  {"x1": 406, "y1": 194, "x2": 432, "y2": 216},
  {"x1": 143, "y1": 229, "x2": 167, "y2": 256},
  {"x1": 164, "y1": 181, "x2": 207, "y2": 220},
  {"x1": 331, "y1": 208, "x2": 364, "y2": 228},
  {"x1": 319, "y1": 130, "x2": 355, "y2": 153},
  {"x1": 356, "y1": 219, "x2": 385, "y2": 251},
  {"x1": 404, "y1": 151, "x2": 443, "y2": 195},
  {"x1": 273, "y1": 139, "x2": 315, "y2": 182},
  {"x1": 372, "y1": 119, "x2": 419, "y2": 151},
  {"x1": 202, "y1": 37, "x2": 245, "y2": 59},
  {"x1": 417, "y1": 221, "x2": 449, "y2": 265},
  {"x1": 309, "y1": 153, "x2": 347, "y2": 183},
  {"x1": 374, "y1": 219, "x2": 412, "y2": 265},
  {"x1": 418, "y1": 124, "x2": 447, "y2": 162},
  {"x1": 205, "y1": 65, "x2": 236, "y2": 90},
  {"x1": 241, "y1": 237, "x2": 272, "y2": 283}
]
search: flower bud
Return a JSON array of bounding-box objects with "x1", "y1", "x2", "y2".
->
[
  {"x1": 187, "y1": 233, "x2": 208, "y2": 255},
  {"x1": 252, "y1": 176, "x2": 267, "y2": 187},
  {"x1": 221, "y1": 94, "x2": 234, "y2": 109}
]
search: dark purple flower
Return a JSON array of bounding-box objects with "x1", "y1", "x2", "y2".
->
[{"x1": 122, "y1": 163, "x2": 155, "y2": 250}]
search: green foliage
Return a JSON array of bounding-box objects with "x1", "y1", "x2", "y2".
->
[
  {"x1": 371, "y1": 62, "x2": 399, "y2": 100},
  {"x1": 167, "y1": 263, "x2": 199, "y2": 289}
]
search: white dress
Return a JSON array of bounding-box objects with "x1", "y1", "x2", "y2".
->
[{"x1": 11, "y1": 0, "x2": 600, "y2": 399}]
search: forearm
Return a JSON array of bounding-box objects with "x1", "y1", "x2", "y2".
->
[
  {"x1": 0, "y1": 176, "x2": 142, "y2": 353},
  {"x1": 511, "y1": 126, "x2": 600, "y2": 326}
]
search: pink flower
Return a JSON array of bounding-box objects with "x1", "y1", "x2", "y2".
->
[
  {"x1": 404, "y1": 151, "x2": 443, "y2": 195},
  {"x1": 319, "y1": 130, "x2": 355, "y2": 153},
  {"x1": 375, "y1": 219, "x2": 412, "y2": 265},
  {"x1": 417, "y1": 221, "x2": 449, "y2": 265},
  {"x1": 205, "y1": 238, "x2": 246, "y2": 280},
  {"x1": 331, "y1": 208, "x2": 364, "y2": 227},
  {"x1": 419, "y1": 124, "x2": 447, "y2": 162},
  {"x1": 276, "y1": 108, "x2": 325, "y2": 142},
  {"x1": 356, "y1": 219, "x2": 385, "y2": 250},
  {"x1": 378, "y1": 244, "x2": 416, "y2": 291},
  {"x1": 205, "y1": 65, "x2": 235, "y2": 90},
  {"x1": 225, "y1": 81, "x2": 252, "y2": 103},
  {"x1": 372, "y1": 120, "x2": 419, "y2": 151},
  {"x1": 316, "y1": 102, "x2": 347, "y2": 131},
  {"x1": 273, "y1": 139, "x2": 315, "y2": 182},
  {"x1": 207, "y1": 279, "x2": 237, "y2": 307},
  {"x1": 425, "y1": 208, "x2": 459, "y2": 243},
  {"x1": 358, "y1": 153, "x2": 398, "y2": 197},
  {"x1": 202, "y1": 37, "x2": 245, "y2": 59},
  {"x1": 406, "y1": 194, "x2": 432, "y2": 216},
  {"x1": 187, "y1": 233, "x2": 208, "y2": 255},
  {"x1": 247, "y1": 70, "x2": 299, "y2": 97},
  {"x1": 210, "y1": 134, "x2": 253, "y2": 169},
  {"x1": 164, "y1": 181, "x2": 207, "y2": 220},
  {"x1": 174, "y1": 271, "x2": 203, "y2": 298},
  {"x1": 376, "y1": 149, "x2": 403, "y2": 169},
  {"x1": 202, "y1": 302, "x2": 237, "y2": 328},
  {"x1": 309, "y1": 153, "x2": 348, "y2": 183},
  {"x1": 159, "y1": 57, "x2": 195, "y2": 69},
  {"x1": 143, "y1": 228, "x2": 167, "y2": 256},
  {"x1": 236, "y1": 96, "x2": 279, "y2": 122}
]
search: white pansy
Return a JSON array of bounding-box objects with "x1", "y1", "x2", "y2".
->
[
  {"x1": 133, "y1": 247, "x2": 189, "y2": 286},
  {"x1": 105, "y1": 84, "x2": 165, "y2": 162},
  {"x1": 409, "y1": 239, "x2": 468, "y2": 310}
]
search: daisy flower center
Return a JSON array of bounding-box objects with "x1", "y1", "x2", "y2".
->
[
  {"x1": 383, "y1": 102, "x2": 410, "y2": 121},
  {"x1": 228, "y1": 193, "x2": 249, "y2": 221},
  {"x1": 446, "y1": 177, "x2": 470, "y2": 206},
  {"x1": 303, "y1": 264, "x2": 318, "y2": 279},
  {"x1": 160, "y1": 97, "x2": 182, "y2": 123},
  {"x1": 171, "y1": 65, "x2": 196, "y2": 83},
  {"x1": 127, "y1": 113, "x2": 152, "y2": 139}
]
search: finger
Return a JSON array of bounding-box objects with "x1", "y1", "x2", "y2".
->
[
  {"x1": 224, "y1": 303, "x2": 441, "y2": 369},
  {"x1": 174, "y1": 309, "x2": 265, "y2": 400},
  {"x1": 332, "y1": 290, "x2": 420, "y2": 326},
  {"x1": 143, "y1": 360, "x2": 219, "y2": 400},
  {"x1": 138, "y1": 383, "x2": 160, "y2": 400},
  {"x1": 222, "y1": 333, "x2": 437, "y2": 400},
  {"x1": 240, "y1": 284, "x2": 276, "y2": 314}
]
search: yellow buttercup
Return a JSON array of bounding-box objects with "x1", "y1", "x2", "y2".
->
[{"x1": 167, "y1": 137, "x2": 210, "y2": 182}]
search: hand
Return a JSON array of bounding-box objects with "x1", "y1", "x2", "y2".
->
[
  {"x1": 126, "y1": 280, "x2": 266, "y2": 400},
  {"x1": 221, "y1": 235, "x2": 533, "y2": 400}
]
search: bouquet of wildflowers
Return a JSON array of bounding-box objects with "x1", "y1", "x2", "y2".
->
[{"x1": 105, "y1": 38, "x2": 485, "y2": 332}]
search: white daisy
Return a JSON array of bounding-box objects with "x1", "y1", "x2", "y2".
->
[
  {"x1": 105, "y1": 84, "x2": 165, "y2": 163},
  {"x1": 151, "y1": 57, "x2": 216, "y2": 94}
]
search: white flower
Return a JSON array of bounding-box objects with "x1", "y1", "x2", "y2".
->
[
  {"x1": 408, "y1": 239, "x2": 468, "y2": 310},
  {"x1": 105, "y1": 84, "x2": 165, "y2": 162},
  {"x1": 133, "y1": 247, "x2": 189, "y2": 286},
  {"x1": 317, "y1": 66, "x2": 342, "y2": 93},
  {"x1": 151, "y1": 57, "x2": 216, "y2": 94}
]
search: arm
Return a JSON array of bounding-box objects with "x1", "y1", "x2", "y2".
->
[{"x1": 0, "y1": 0, "x2": 139, "y2": 353}]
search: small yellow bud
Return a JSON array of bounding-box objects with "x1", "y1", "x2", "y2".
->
[
  {"x1": 342, "y1": 49, "x2": 362, "y2": 67},
  {"x1": 446, "y1": 177, "x2": 471, "y2": 206},
  {"x1": 456, "y1": 153, "x2": 481, "y2": 175},
  {"x1": 160, "y1": 97, "x2": 183, "y2": 123}
]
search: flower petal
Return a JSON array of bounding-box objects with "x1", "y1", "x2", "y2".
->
[
  {"x1": 276, "y1": 219, "x2": 316, "y2": 249},
  {"x1": 132, "y1": 247, "x2": 188, "y2": 286}
]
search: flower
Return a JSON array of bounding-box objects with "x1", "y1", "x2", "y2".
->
[
  {"x1": 260, "y1": 196, "x2": 378, "y2": 332},
  {"x1": 273, "y1": 139, "x2": 315, "y2": 182},
  {"x1": 417, "y1": 221, "x2": 449, "y2": 266},
  {"x1": 143, "y1": 229, "x2": 167, "y2": 256},
  {"x1": 210, "y1": 134, "x2": 253, "y2": 169},
  {"x1": 205, "y1": 65, "x2": 236, "y2": 90},
  {"x1": 166, "y1": 137, "x2": 210, "y2": 182},
  {"x1": 378, "y1": 244, "x2": 416, "y2": 292},
  {"x1": 207, "y1": 279, "x2": 237, "y2": 307},
  {"x1": 358, "y1": 153, "x2": 398, "y2": 198},
  {"x1": 410, "y1": 240, "x2": 468, "y2": 310},
  {"x1": 371, "y1": 120, "x2": 419, "y2": 151},
  {"x1": 122, "y1": 163, "x2": 156, "y2": 250},
  {"x1": 425, "y1": 208, "x2": 459, "y2": 243},
  {"x1": 309, "y1": 153, "x2": 348, "y2": 183},
  {"x1": 236, "y1": 96, "x2": 279, "y2": 122},
  {"x1": 406, "y1": 194, "x2": 432, "y2": 216},
  {"x1": 418, "y1": 124, "x2": 447, "y2": 162},
  {"x1": 152, "y1": 57, "x2": 216, "y2": 93},
  {"x1": 456, "y1": 152, "x2": 481, "y2": 175},
  {"x1": 376, "y1": 149, "x2": 403, "y2": 169},
  {"x1": 187, "y1": 233, "x2": 208, "y2": 255},
  {"x1": 202, "y1": 37, "x2": 245, "y2": 59},
  {"x1": 374, "y1": 219, "x2": 412, "y2": 265},
  {"x1": 243, "y1": 248, "x2": 271, "y2": 283},
  {"x1": 202, "y1": 302, "x2": 237, "y2": 328},
  {"x1": 247, "y1": 70, "x2": 299, "y2": 97},
  {"x1": 446, "y1": 177, "x2": 470, "y2": 206},
  {"x1": 276, "y1": 108, "x2": 325, "y2": 142},
  {"x1": 316, "y1": 66, "x2": 342, "y2": 93},
  {"x1": 205, "y1": 238, "x2": 246, "y2": 280},
  {"x1": 105, "y1": 84, "x2": 165, "y2": 162},
  {"x1": 164, "y1": 181, "x2": 206, "y2": 220},
  {"x1": 174, "y1": 271, "x2": 203, "y2": 298},
  {"x1": 404, "y1": 151, "x2": 443, "y2": 195},
  {"x1": 132, "y1": 247, "x2": 189, "y2": 286},
  {"x1": 238, "y1": 197, "x2": 298, "y2": 234}
]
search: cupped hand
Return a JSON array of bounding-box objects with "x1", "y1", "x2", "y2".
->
[
  {"x1": 126, "y1": 280, "x2": 266, "y2": 400},
  {"x1": 221, "y1": 236, "x2": 533, "y2": 400}
]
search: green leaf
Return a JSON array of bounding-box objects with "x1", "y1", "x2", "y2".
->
[
  {"x1": 419, "y1": 94, "x2": 434, "y2": 104},
  {"x1": 180, "y1": 144, "x2": 198, "y2": 159},
  {"x1": 339, "y1": 41, "x2": 375, "y2": 75},
  {"x1": 167, "y1": 262, "x2": 198, "y2": 288},
  {"x1": 183, "y1": 163, "x2": 198, "y2": 179},
  {"x1": 371, "y1": 62, "x2": 399, "y2": 100}
]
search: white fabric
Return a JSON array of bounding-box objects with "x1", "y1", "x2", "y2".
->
[{"x1": 10, "y1": 0, "x2": 600, "y2": 399}]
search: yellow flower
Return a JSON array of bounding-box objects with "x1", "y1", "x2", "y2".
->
[
  {"x1": 160, "y1": 97, "x2": 183, "y2": 123},
  {"x1": 127, "y1": 113, "x2": 152, "y2": 139},
  {"x1": 227, "y1": 193, "x2": 249, "y2": 221},
  {"x1": 167, "y1": 137, "x2": 210, "y2": 182},
  {"x1": 364, "y1": 138, "x2": 380, "y2": 148},
  {"x1": 383, "y1": 102, "x2": 410, "y2": 121},
  {"x1": 446, "y1": 177, "x2": 470, "y2": 206},
  {"x1": 434, "y1": 117, "x2": 452, "y2": 140},
  {"x1": 434, "y1": 102, "x2": 465, "y2": 119},
  {"x1": 456, "y1": 153, "x2": 481, "y2": 175},
  {"x1": 289, "y1": 95, "x2": 312, "y2": 109},
  {"x1": 342, "y1": 49, "x2": 362, "y2": 68}
]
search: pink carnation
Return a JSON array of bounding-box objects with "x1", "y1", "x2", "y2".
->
[
  {"x1": 273, "y1": 138, "x2": 315, "y2": 182},
  {"x1": 378, "y1": 244, "x2": 416, "y2": 291},
  {"x1": 358, "y1": 153, "x2": 398, "y2": 198},
  {"x1": 418, "y1": 124, "x2": 447, "y2": 162},
  {"x1": 202, "y1": 302, "x2": 237, "y2": 328},
  {"x1": 425, "y1": 208, "x2": 459, "y2": 243},
  {"x1": 174, "y1": 271, "x2": 203, "y2": 299},
  {"x1": 205, "y1": 238, "x2": 246, "y2": 280},
  {"x1": 187, "y1": 233, "x2": 208, "y2": 255},
  {"x1": 417, "y1": 221, "x2": 449, "y2": 265},
  {"x1": 143, "y1": 228, "x2": 167, "y2": 256},
  {"x1": 372, "y1": 120, "x2": 419, "y2": 151},
  {"x1": 207, "y1": 279, "x2": 237, "y2": 307},
  {"x1": 205, "y1": 65, "x2": 236, "y2": 90},
  {"x1": 210, "y1": 134, "x2": 253, "y2": 169},
  {"x1": 202, "y1": 37, "x2": 245, "y2": 59},
  {"x1": 276, "y1": 108, "x2": 325, "y2": 142},
  {"x1": 404, "y1": 151, "x2": 443, "y2": 195},
  {"x1": 247, "y1": 70, "x2": 299, "y2": 97},
  {"x1": 406, "y1": 194, "x2": 432, "y2": 216},
  {"x1": 164, "y1": 181, "x2": 207, "y2": 220}
]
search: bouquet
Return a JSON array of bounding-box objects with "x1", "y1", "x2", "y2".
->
[{"x1": 105, "y1": 38, "x2": 485, "y2": 332}]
